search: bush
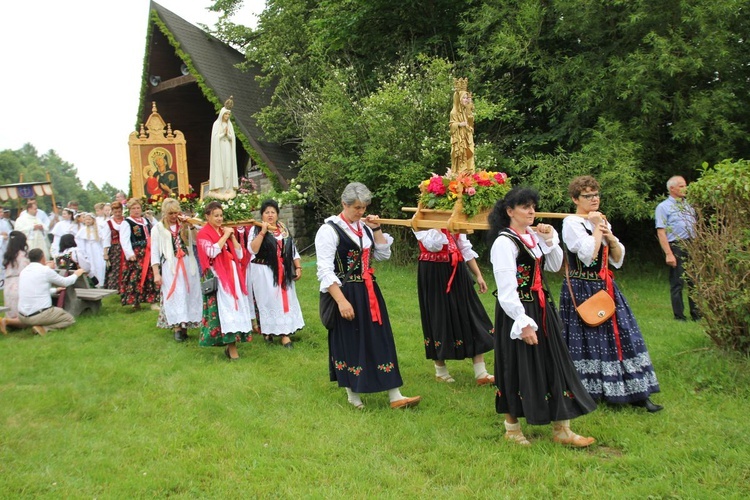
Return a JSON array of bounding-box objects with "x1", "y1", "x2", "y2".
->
[{"x1": 685, "y1": 159, "x2": 750, "y2": 354}]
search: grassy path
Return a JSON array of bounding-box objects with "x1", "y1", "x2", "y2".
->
[{"x1": 1, "y1": 260, "x2": 748, "y2": 497}]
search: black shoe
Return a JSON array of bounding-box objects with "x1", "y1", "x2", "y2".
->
[
  {"x1": 180, "y1": 328, "x2": 189, "y2": 340},
  {"x1": 264, "y1": 335, "x2": 273, "y2": 344},
  {"x1": 174, "y1": 330, "x2": 185, "y2": 342},
  {"x1": 631, "y1": 398, "x2": 663, "y2": 413},
  {"x1": 283, "y1": 342, "x2": 293, "y2": 349},
  {"x1": 674, "y1": 316, "x2": 687, "y2": 322}
]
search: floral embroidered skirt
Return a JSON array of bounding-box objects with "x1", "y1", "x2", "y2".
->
[
  {"x1": 199, "y1": 268, "x2": 252, "y2": 347},
  {"x1": 104, "y1": 243, "x2": 123, "y2": 291},
  {"x1": 418, "y1": 260, "x2": 494, "y2": 361},
  {"x1": 559, "y1": 277, "x2": 660, "y2": 404},
  {"x1": 120, "y1": 246, "x2": 159, "y2": 306},
  {"x1": 494, "y1": 297, "x2": 597, "y2": 425},
  {"x1": 328, "y1": 281, "x2": 403, "y2": 393}
]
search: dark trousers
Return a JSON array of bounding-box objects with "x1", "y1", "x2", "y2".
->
[{"x1": 669, "y1": 242, "x2": 700, "y2": 320}]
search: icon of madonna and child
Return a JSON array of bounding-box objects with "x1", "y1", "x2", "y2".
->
[{"x1": 143, "y1": 147, "x2": 178, "y2": 198}]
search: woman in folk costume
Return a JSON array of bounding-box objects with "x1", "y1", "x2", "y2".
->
[
  {"x1": 151, "y1": 198, "x2": 201, "y2": 342},
  {"x1": 247, "y1": 199, "x2": 304, "y2": 348},
  {"x1": 208, "y1": 97, "x2": 239, "y2": 197},
  {"x1": 103, "y1": 201, "x2": 126, "y2": 291},
  {"x1": 118, "y1": 198, "x2": 159, "y2": 309},
  {"x1": 414, "y1": 228, "x2": 495, "y2": 385},
  {"x1": 489, "y1": 187, "x2": 597, "y2": 447},
  {"x1": 559, "y1": 175, "x2": 662, "y2": 412},
  {"x1": 315, "y1": 182, "x2": 421, "y2": 410},
  {"x1": 75, "y1": 213, "x2": 106, "y2": 287},
  {"x1": 197, "y1": 201, "x2": 253, "y2": 360}
]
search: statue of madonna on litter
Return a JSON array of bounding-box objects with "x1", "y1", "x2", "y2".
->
[{"x1": 208, "y1": 96, "x2": 239, "y2": 200}]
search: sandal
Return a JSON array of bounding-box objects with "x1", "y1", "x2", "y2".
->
[
  {"x1": 552, "y1": 422, "x2": 595, "y2": 448},
  {"x1": 435, "y1": 374, "x2": 456, "y2": 383},
  {"x1": 504, "y1": 429, "x2": 531, "y2": 446},
  {"x1": 0, "y1": 317, "x2": 7, "y2": 335},
  {"x1": 553, "y1": 433, "x2": 596, "y2": 447},
  {"x1": 476, "y1": 374, "x2": 495, "y2": 386}
]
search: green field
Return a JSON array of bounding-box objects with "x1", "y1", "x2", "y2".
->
[{"x1": 1, "y1": 259, "x2": 748, "y2": 498}]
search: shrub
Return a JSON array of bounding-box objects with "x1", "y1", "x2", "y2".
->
[{"x1": 684, "y1": 159, "x2": 750, "y2": 354}]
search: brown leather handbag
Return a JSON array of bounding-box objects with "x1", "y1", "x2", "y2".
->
[{"x1": 564, "y1": 251, "x2": 616, "y2": 327}]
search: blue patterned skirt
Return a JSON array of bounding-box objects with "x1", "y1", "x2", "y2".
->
[{"x1": 559, "y1": 277, "x2": 660, "y2": 404}]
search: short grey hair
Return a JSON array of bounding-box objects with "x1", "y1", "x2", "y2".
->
[
  {"x1": 341, "y1": 182, "x2": 372, "y2": 205},
  {"x1": 666, "y1": 176, "x2": 684, "y2": 190}
]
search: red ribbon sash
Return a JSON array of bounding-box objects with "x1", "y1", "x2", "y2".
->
[
  {"x1": 276, "y1": 239, "x2": 289, "y2": 313},
  {"x1": 599, "y1": 245, "x2": 623, "y2": 361},
  {"x1": 138, "y1": 222, "x2": 152, "y2": 290},
  {"x1": 444, "y1": 231, "x2": 464, "y2": 294},
  {"x1": 166, "y1": 246, "x2": 189, "y2": 300},
  {"x1": 361, "y1": 248, "x2": 382, "y2": 325},
  {"x1": 530, "y1": 258, "x2": 548, "y2": 337}
]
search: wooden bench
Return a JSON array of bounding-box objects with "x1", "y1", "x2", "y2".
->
[{"x1": 54, "y1": 273, "x2": 118, "y2": 317}]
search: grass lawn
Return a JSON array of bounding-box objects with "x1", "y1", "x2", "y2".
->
[{"x1": 1, "y1": 258, "x2": 749, "y2": 497}]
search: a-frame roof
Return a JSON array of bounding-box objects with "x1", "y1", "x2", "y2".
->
[{"x1": 145, "y1": 2, "x2": 297, "y2": 188}]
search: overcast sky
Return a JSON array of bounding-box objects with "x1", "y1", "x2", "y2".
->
[{"x1": 0, "y1": 0, "x2": 264, "y2": 192}]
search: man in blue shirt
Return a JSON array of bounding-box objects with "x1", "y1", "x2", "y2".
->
[{"x1": 655, "y1": 176, "x2": 700, "y2": 321}]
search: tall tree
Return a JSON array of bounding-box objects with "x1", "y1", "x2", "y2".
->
[{"x1": 459, "y1": 0, "x2": 750, "y2": 203}]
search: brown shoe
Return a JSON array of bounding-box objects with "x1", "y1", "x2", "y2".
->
[
  {"x1": 476, "y1": 374, "x2": 495, "y2": 386},
  {"x1": 390, "y1": 396, "x2": 421, "y2": 409},
  {"x1": 553, "y1": 434, "x2": 596, "y2": 448},
  {"x1": 32, "y1": 325, "x2": 47, "y2": 336},
  {"x1": 0, "y1": 317, "x2": 7, "y2": 335}
]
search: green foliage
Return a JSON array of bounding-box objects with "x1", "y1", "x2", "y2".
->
[
  {"x1": 294, "y1": 57, "x2": 515, "y2": 219},
  {"x1": 208, "y1": 0, "x2": 750, "y2": 233},
  {"x1": 459, "y1": 0, "x2": 750, "y2": 193},
  {"x1": 684, "y1": 159, "x2": 750, "y2": 354},
  {"x1": 508, "y1": 119, "x2": 653, "y2": 220}
]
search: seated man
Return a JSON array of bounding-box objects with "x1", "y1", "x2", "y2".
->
[{"x1": 17, "y1": 248, "x2": 85, "y2": 336}]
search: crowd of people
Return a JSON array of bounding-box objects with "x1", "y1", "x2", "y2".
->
[{"x1": 2, "y1": 175, "x2": 696, "y2": 447}]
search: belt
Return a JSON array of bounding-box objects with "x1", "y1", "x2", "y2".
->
[{"x1": 20, "y1": 306, "x2": 52, "y2": 317}]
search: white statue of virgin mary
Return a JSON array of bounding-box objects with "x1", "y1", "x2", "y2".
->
[{"x1": 208, "y1": 96, "x2": 239, "y2": 199}]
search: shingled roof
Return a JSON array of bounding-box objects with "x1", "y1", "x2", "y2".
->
[{"x1": 144, "y1": 2, "x2": 298, "y2": 188}]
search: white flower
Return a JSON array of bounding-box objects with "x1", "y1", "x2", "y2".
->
[
  {"x1": 228, "y1": 200, "x2": 234, "y2": 206},
  {"x1": 240, "y1": 203, "x2": 247, "y2": 210},
  {"x1": 221, "y1": 203, "x2": 228, "y2": 210}
]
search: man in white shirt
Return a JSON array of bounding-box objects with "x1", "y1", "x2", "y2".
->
[{"x1": 17, "y1": 248, "x2": 85, "y2": 336}]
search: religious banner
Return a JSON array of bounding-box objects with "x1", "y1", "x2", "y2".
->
[{"x1": 128, "y1": 102, "x2": 189, "y2": 200}]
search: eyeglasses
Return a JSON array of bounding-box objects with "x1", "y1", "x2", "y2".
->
[{"x1": 579, "y1": 193, "x2": 601, "y2": 200}]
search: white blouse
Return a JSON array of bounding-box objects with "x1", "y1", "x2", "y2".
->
[
  {"x1": 562, "y1": 215, "x2": 625, "y2": 268},
  {"x1": 315, "y1": 215, "x2": 393, "y2": 293}
]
